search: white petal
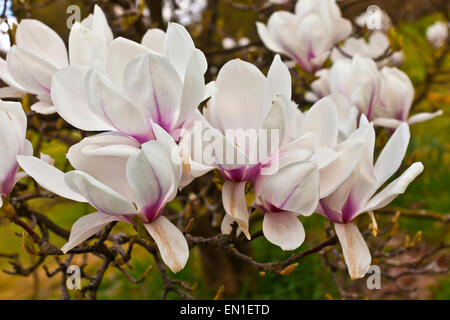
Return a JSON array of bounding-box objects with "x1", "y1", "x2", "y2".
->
[
  {"x1": 92, "y1": 4, "x2": 113, "y2": 46},
  {"x1": 7, "y1": 46, "x2": 56, "y2": 95},
  {"x1": 335, "y1": 222, "x2": 371, "y2": 279},
  {"x1": 61, "y1": 212, "x2": 125, "y2": 253},
  {"x1": 105, "y1": 37, "x2": 151, "y2": 89},
  {"x1": 30, "y1": 98, "x2": 55, "y2": 115},
  {"x1": 163, "y1": 23, "x2": 195, "y2": 79},
  {"x1": 373, "y1": 117, "x2": 403, "y2": 129},
  {"x1": 0, "y1": 57, "x2": 25, "y2": 91},
  {"x1": 83, "y1": 69, "x2": 151, "y2": 142},
  {"x1": 68, "y1": 22, "x2": 106, "y2": 69},
  {"x1": 373, "y1": 122, "x2": 410, "y2": 190},
  {"x1": 67, "y1": 133, "x2": 140, "y2": 202},
  {"x1": 16, "y1": 19, "x2": 68, "y2": 68},
  {"x1": 16, "y1": 156, "x2": 86, "y2": 202},
  {"x1": 141, "y1": 28, "x2": 166, "y2": 53},
  {"x1": 255, "y1": 22, "x2": 286, "y2": 54},
  {"x1": 123, "y1": 53, "x2": 182, "y2": 133},
  {"x1": 65, "y1": 170, "x2": 136, "y2": 215},
  {"x1": 263, "y1": 211, "x2": 305, "y2": 250},
  {"x1": 222, "y1": 181, "x2": 250, "y2": 239},
  {"x1": 266, "y1": 54, "x2": 292, "y2": 101},
  {"x1": 144, "y1": 216, "x2": 189, "y2": 273},
  {"x1": 363, "y1": 162, "x2": 424, "y2": 212},
  {"x1": 51, "y1": 66, "x2": 113, "y2": 131},
  {"x1": 407, "y1": 110, "x2": 443, "y2": 125}
]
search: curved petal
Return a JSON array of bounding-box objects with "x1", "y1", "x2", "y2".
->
[
  {"x1": 30, "y1": 99, "x2": 55, "y2": 115},
  {"x1": 0, "y1": 57, "x2": 25, "y2": 91},
  {"x1": 67, "y1": 132, "x2": 140, "y2": 202},
  {"x1": 221, "y1": 181, "x2": 250, "y2": 239},
  {"x1": 255, "y1": 22, "x2": 286, "y2": 54},
  {"x1": 68, "y1": 22, "x2": 106, "y2": 69},
  {"x1": 83, "y1": 69, "x2": 151, "y2": 143},
  {"x1": 123, "y1": 53, "x2": 182, "y2": 133},
  {"x1": 255, "y1": 161, "x2": 319, "y2": 216},
  {"x1": 163, "y1": 23, "x2": 196, "y2": 79},
  {"x1": 105, "y1": 37, "x2": 151, "y2": 89},
  {"x1": 16, "y1": 19, "x2": 68, "y2": 68},
  {"x1": 65, "y1": 170, "x2": 136, "y2": 215},
  {"x1": 51, "y1": 66, "x2": 113, "y2": 131},
  {"x1": 61, "y1": 212, "x2": 126, "y2": 253},
  {"x1": 363, "y1": 162, "x2": 424, "y2": 212},
  {"x1": 141, "y1": 28, "x2": 166, "y2": 53},
  {"x1": 7, "y1": 46, "x2": 56, "y2": 95},
  {"x1": 92, "y1": 4, "x2": 113, "y2": 46},
  {"x1": 126, "y1": 140, "x2": 179, "y2": 222},
  {"x1": 373, "y1": 117, "x2": 403, "y2": 129},
  {"x1": 144, "y1": 216, "x2": 189, "y2": 273},
  {"x1": 16, "y1": 156, "x2": 87, "y2": 202},
  {"x1": 335, "y1": 222, "x2": 371, "y2": 280},
  {"x1": 263, "y1": 211, "x2": 305, "y2": 251},
  {"x1": 373, "y1": 122, "x2": 410, "y2": 191},
  {"x1": 407, "y1": 110, "x2": 443, "y2": 125},
  {"x1": 266, "y1": 54, "x2": 292, "y2": 101},
  {"x1": 211, "y1": 59, "x2": 267, "y2": 131}
]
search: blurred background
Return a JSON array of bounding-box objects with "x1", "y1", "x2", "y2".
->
[{"x1": 0, "y1": 0, "x2": 448, "y2": 299}]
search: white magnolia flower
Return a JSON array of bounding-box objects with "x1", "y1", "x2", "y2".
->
[
  {"x1": 17, "y1": 123, "x2": 189, "y2": 273},
  {"x1": 318, "y1": 119, "x2": 423, "y2": 279},
  {"x1": 304, "y1": 68, "x2": 331, "y2": 102},
  {"x1": 373, "y1": 67, "x2": 443, "y2": 128},
  {"x1": 426, "y1": 21, "x2": 448, "y2": 49},
  {"x1": 0, "y1": 100, "x2": 33, "y2": 207},
  {"x1": 330, "y1": 54, "x2": 381, "y2": 120},
  {"x1": 256, "y1": 0, "x2": 352, "y2": 72},
  {"x1": 0, "y1": 5, "x2": 113, "y2": 115},
  {"x1": 51, "y1": 22, "x2": 207, "y2": 142},
  {"x1": 355, "y1": 7, "x2": 391, "y2": 32}
]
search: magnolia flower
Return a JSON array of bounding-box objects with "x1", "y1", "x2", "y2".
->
[
  {"x1": 426, "y1": 21, "x2": 448, "y2": 49},
  {"x1": 0, "y1": 5, "x2": 113, "y2": 114},
  {"x1": 355, "y1": 7, "x2": 391, "y2": 32},
  {"x1": 256, "y1": 0, "x2": 352, "y2": 72},
  {"x1": 0, "y1": 100, "x2": 33, "y2": 207},
  {"x1": 203, "y1": 55, "x2": 310, "y2": 238},
  {"x1": 373, "y1": 67, "x2": 443, "y2": 128},
  {"x1": 51, "y1": 22, "x2": 206, "y2": 141},
  {"x1": 253, "y1": 153, "x2": 319, "y2": 250},
  {"x1": 330, "y1": 54, "x2": 381, "y2": 120},
  {"x1": 318, "y1": 120, "x2": 423, "y2": 279},
  {"x1": 17, "y1": 124, "x2": 189, "y2": 273},
  {"x1": 331, "y1": 31, "x2": 403, "y2": 66}
]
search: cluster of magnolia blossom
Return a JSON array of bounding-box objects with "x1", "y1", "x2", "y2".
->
[{"x1": 0, "y1": 1, "x2": 444, "y2": 279}]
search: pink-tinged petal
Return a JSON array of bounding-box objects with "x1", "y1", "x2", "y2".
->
[
  {"x1": 335, "y1": 222, "x2": 371, "y2": 280},
  {"x1": 0, "y1": 86, "x2": 25, "y2": 99},
  {"x1": 222, "y1": 181, "x2": 250, "y2": 239},
  {"x1": 16, "y1": 19, "x2": 68, "y2": 68},
  {"x1": 0, "y1": 58, "x2": 25, "y2": 91},
  {"x1": 363, "y1": 162, "x2": 424, "y2": 213},
  {"x1": 92, "y1": 4, "x2": 113, "y2": 46},
  {"x1": 211, "y1": 59, "x2": 267, "y2": 131},
  {"x1": 263, "y1": 212, "x2": 305, "y2": 250},
  {"x1": 67, "y1": 133, "x2": 140, "y2": 202},
  {"x1": 144, "y1": 216, "x2": 189, "y2": 273},
  {"x1": 255, "y1": 22, "x2": 286, "y2": 54},
  {"x1": 126, "y1": 140, "x2": 179, "y2": 222},
  {"x1": 52, "y1": 66, "x2": 112, "y2": 131},
  {"x1": 407, "y1": 110, "x2": 443, "y2": 125},
  {"x1": 83, "y1": 69, "x2": 152, "y2": 143},
  {"x1": 16, "y1": 156, "x2": 86, "y2": 202},
  {"x1": 105, "y1": 37, "x2": 151, "y2": 89},
  {"x1": 65, "y1": 171, "x2": 136, "y2": 215},
  {"x1": 373, "y1": 122, "x2": 410, "y2": 191},
  {"x1": 255, "y1": 161, "x2": 319, "y2": 216},
  {"x1": 373, "y1": 117, "x2": 403, "y2": 129},
  {"x1": 141, "y1": 28, "x2": 166, "y2": 53},
  {"x1": 163, "y1": 23, "x2": 196, "y2": 79},
  {"x1": 61, "y1": 212, "x2": 126, "y2": 253},
  {"x1": 123, "y1": 53, "x2": 182, "y2": 133},
  {"x1": 7, "y1": 46, "x2": 56, "y2": 95},
  {"x1": 177, "y1": 49, "x2": 207, "y2": 126},
  {"x1": 68, "y1": 22, "x2": 106, "y2": 69}
]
